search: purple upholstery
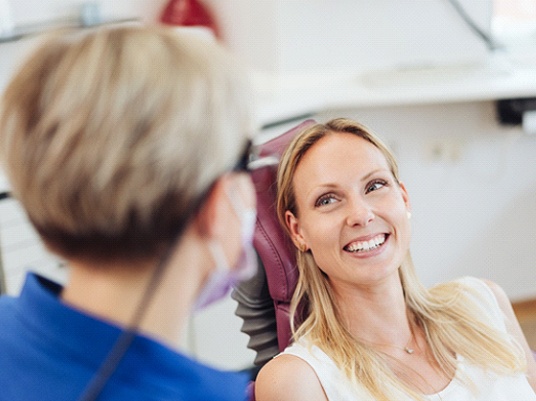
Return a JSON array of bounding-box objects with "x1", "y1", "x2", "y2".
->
[{"x1": 251, "y1": 119, "x2": 316, "y2": 351}]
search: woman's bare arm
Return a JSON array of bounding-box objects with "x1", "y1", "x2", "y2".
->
[{"x1": 255, "y1": 354, "x2": 328, "y2": 401}]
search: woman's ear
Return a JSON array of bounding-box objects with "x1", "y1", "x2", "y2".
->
[
  {"x1": 399, "y1": 181, "x2": 411, "y2": 214},
  {"x1": 285, "y1": 210, "x2": 308, "y2": 251}
]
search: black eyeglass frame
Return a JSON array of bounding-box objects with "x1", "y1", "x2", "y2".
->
[{"x1": 232, "y1": 139, "x2": 256, "y2": 173}]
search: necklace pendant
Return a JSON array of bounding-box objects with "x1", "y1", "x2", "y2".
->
[{"x1": 404, "y1": 347, "x2": 414, "y2": 354}]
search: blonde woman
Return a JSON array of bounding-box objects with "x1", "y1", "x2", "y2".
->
[
  {"x1": 255, "y1": 118, "x2": 536, "y2": 401},
  {"x1": 0, "y1": 26, "x2": 256, "y2": 400}
]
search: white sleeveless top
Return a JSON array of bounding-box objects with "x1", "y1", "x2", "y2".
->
[{"x1": 280, "y1": 277, "x2": 536, "y2": 401}]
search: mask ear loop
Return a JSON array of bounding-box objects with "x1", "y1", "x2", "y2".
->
[{"x1": 192, "y1": 239, "x2": 230, "y2": 311}]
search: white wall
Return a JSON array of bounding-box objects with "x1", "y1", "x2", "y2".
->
[{"x1": 207, "y1": 0, "x2": 492, "y2": 75}]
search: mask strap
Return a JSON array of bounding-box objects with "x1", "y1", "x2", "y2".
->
[{"x1": 207, "y1": 239, "x2": 230, "y2": 273}]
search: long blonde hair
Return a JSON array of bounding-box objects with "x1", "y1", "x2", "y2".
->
[{"x1": 276, "y1": 118, "x2": 525, "y2": 400}]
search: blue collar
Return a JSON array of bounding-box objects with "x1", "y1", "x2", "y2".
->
[{"x1": 16, "y1": 272, "x2": 250, "y2": 400}]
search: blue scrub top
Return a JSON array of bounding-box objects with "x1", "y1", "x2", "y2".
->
[{"x1": 0, "y1": 273, "x2": 250, "y2": 400}]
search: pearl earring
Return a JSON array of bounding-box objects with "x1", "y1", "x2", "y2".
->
[{"x1": 407, "y1": 211, "x2": 412, "y2": 219}]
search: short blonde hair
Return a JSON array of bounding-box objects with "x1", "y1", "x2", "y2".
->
[{"x1": 0, "y1": 25, "x2": 252, "y2": 262}]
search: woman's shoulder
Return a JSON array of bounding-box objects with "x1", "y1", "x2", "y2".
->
[
  {"x1": 436, "y1": 276, "x2": 499, "y2": 303},
  {"x1": 451, "y1": 275, "x2": 492, "y2": 291},
  {"x1": 454, "y1": 276, "x2": 503, "y2": 306},
  {"x1": 255, "y1": 352, "x2": 327, "y2": 401},
  {"x1": 433, "y1": 276, "x2": 506, "y2": 330}
]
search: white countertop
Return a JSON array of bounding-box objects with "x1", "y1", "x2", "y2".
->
[{"x1": 254, "y1": 49, "x2": 536, "y2": 127}]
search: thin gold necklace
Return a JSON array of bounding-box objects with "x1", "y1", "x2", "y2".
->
[
  {"x1": 404, "y1": 321, "x2": 417, "y2": 354},
  {"x1": 404, "y1": 344, "x2": 415, "y2": 354},
  {"x1": 362, "y1": 317, "x2": 418, "y2": 355}
]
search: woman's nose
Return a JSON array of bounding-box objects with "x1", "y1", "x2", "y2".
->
[{"x1": 345, "y1": 196, "x2": 374, "y2": 227}]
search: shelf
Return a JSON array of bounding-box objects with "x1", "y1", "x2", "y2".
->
[
  {"x1": 0, "y1": 16, "x2": 138, "y2": 44},
  {"x1": 254, "y1": 50, "x2": 536, "y2": 127}
]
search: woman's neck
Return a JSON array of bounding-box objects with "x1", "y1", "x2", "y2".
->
[{"x1": 335, "y1": 276, "x2": 412, "y2": 347}]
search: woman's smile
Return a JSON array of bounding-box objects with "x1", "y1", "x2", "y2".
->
[{"x1": 343, "y1": 233, "x2": 388, "y2": 254}]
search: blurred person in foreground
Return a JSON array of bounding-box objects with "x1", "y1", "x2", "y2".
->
[{"x1": 0, "y1": 25, "x2": 256, "y2": 401}]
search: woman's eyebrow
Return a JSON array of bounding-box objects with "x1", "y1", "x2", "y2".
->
[
  {"x1": 360, "y1": 168, "x2": 388, "y2": 182},
  {"x1": 307, "y1": 168, "x2": 388, "y2": 193}
]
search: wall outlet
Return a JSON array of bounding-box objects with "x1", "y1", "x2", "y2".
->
[{"x1": 425, "y1": 139, "x2": 463, "y2": 162}]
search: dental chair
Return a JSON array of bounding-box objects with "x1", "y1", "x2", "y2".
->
[{"x1": 232, "y1": 119, "x2": 316, "y2": 371}]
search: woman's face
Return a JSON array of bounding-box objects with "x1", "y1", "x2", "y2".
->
[{"x1": 286, "y1": 132, "x2": 411, "y2": 292}]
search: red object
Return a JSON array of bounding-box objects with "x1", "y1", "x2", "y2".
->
[{"x1": 160, "y1": 0, "x2": 220, "y2": 39}]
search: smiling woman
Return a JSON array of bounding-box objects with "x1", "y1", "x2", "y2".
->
[
  {"x1": 254, "y1": 118, "x2": 536, "y2": 401},
  {"x1": 282, "y1": 132, "x2": 411, "y2": 291}
]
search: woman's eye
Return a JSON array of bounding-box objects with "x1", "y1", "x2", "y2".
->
[
  {"x1": 315, "y1": 194, "x2": 337, "y2": 207},
  {"x1": 366, "y1": 179, "x2": 387, "y2": 193}
]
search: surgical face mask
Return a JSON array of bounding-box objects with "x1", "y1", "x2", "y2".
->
[{"x1": 194, "y1": 190, "x2": 257, "y2": 311}]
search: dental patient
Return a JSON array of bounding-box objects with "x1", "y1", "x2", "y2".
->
[{"x1": 255, "y1": 118, "x2": 536, "y2": 401}]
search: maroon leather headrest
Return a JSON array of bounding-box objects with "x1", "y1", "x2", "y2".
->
[
  {"x1": 252, "y1": 119, "x2": 316, "y2": 304},
  {"x1": 250, "y1": 120, "x2": 316, "y2": 351}
]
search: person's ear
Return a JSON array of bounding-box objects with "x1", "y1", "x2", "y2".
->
[
  {"x1": 232, "y1": 173, "x2": 256, "y2": 212},
  {"x1": 285, "y1": 210, "x2": 308, "y2": 252},
  {"x1": 399, "y1": 181, "x2": 412, "y2": 216},
  {"x1": 194, "y1": 176, "x2": 231, "y2": 239}
]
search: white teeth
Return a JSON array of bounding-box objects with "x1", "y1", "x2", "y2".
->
[{"x1": 346, "y1": 234, "x2": 386, "y2": 253}]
